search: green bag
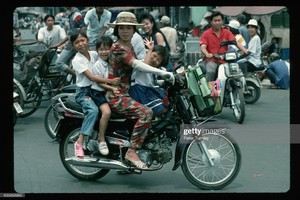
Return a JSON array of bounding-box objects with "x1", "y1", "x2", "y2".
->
[{"x1": 187, "y1": 67, "x2": 215, "y2": 117}]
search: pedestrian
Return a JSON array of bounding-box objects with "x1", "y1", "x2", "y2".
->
[
  {"x1": 13, "y1": 9, "x2": 21, "y2": 40},
  {"x1": 200, "y1": 11, "x2": 248, "y2": 82},
  {"x1": 159, "y1": 15, "x2": 178, "y2": 57},
  {"x1": 264, "y1": 52, "x2": 289, "y2": 89},
  {"x1": 37, "y1": 14, "x2": 67, "y2": 48},
  {"x1": 70, "y1": 29, "x2": 120, "y2": 159},
  {"x1": 106, "y1": 11, "x2": 173, "y2": 169},
  {"x1": 84, "y1": 7, "x2": 112, "y2": 50},
  {"x1": 130, "y1": 38, "x2": 169, "y2": 116},
  {"x1": 90, "y1": 35, "x2": 120, "y2": 155},
  {"x1": 236, "y1": 14, "x2": 250, "y2": 48},
  {"x1": 55, "y1": 7, "x2": 86, "y2": 77},
  {"x1": 35, "y1": 16, "x2": 45, "y2": 40}
]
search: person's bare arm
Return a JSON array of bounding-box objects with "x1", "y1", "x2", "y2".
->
[
  {"x1": 83, "y1": 70, "x2": 120, "y2": 85},
  {"x1": 156, "y1": 32, "x2": 165, "y2": 46}
]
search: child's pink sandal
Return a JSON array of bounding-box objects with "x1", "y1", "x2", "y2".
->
[{"x1": 74, "y1": 141, "x2": 84, "y2": 159}]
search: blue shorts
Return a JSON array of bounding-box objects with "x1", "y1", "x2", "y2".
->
[
  {"x1": 90, "y1": 89, "x2": 108, "y2": 107},
  {"x1": 130, "y1": 84, "x2": 168, "y2": 116}
]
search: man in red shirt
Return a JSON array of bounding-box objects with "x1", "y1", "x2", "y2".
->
[{"x1": 200, "y1": 11, "x2": 248, "y2": 81}]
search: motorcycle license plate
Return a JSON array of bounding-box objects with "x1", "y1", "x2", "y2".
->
[{"x1": 13, "y1": 102, "x2": 23, "y2": 114}]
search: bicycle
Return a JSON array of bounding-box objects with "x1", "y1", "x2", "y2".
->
[{"x1": 19, "y1": 45, "x2": 74, "y2": 118}]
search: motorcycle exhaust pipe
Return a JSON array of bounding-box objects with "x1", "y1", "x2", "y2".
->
[{"x1": 65, "y1": 157, "x2": 130, "y2": 170}]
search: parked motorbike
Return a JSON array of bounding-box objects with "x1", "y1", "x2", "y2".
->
[
  {"x1": 13, "y1": 92, "x2": 24, "y2": 126},
  {"x1": 54, "y1": 64, "x2": 241, "y2": 190},
  {"x1": 13, "y1": 78, "x2": 26, "y2": 126}
]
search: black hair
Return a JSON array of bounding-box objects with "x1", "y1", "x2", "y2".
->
[
  {"x1": 236, "y1": 14, "x2": 247, "y2": 24},
  {"x1": 44, "y1": 14, "x2": 55, "y2": 22},
  {"x1": 228, "y1": 26, "x2": 240, "y2": 35},
  {"x1": 153, "y1": 45, "x2": 169, "y2": 67},
  {"x1": 96, "y1": 35, "x2": 113, "y2": 50},
  {"x1": 209, "y1": 11, "x2": 224, "y2": 21},
  {"x1": 113, "y1": 25, "x2": 137, "y2": 39},
  {"x1": 70, "y1": 29, "x2": 88, "y2": 44}
]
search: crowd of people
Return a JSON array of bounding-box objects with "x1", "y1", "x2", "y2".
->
[
  {"x1": 199, "y1": 11, "x2": 289, "y2": 89},
  {"x1": 13, "y1": 7, "x2": 290, "y2": 168}
]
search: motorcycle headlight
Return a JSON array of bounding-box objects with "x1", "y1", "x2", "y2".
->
[{"x1": 225, "y1": 52, "x2": 237, "y2": 61}]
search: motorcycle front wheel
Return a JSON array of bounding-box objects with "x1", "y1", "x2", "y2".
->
[
  {"x1": 244, "y1": 81, "x2": 261, "y2": 104},
  {"x1": 181, "y1": 132, "x2": 242, "y2": 190},
  {"x1": 232, "y1": 87, "x2": 245, "y2": 124},
  {"x1": 59, "y1": 126, "x2": 110, "y2": 181}
]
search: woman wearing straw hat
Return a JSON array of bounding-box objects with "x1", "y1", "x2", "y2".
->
[{"x1": 107, "y1": 11, "x2": 173, "y2": 170}]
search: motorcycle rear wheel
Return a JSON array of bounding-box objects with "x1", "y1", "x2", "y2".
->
[
  {"x1": 59, "y1": 126, "x2": 110, "y2": 181},
  {"x1": 44, "y1": 102, "x2": 60, "y2": 139},
  {"x1": 181, "y1": 132, "x2": 242, "y2": 190}
]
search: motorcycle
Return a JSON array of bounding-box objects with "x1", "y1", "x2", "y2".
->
[
  {"x1": 199, "y1": 40, "x2": 246, "y2": 124},
  {"x1": 44, "y1": 84, "x2": 78, "y2": 140},
  {"x1": 13, "y1": 78, "x2": 26, "y2": 126},
  {"x1": 54, "y1": 64, "x2": 242, "y2": 190}
]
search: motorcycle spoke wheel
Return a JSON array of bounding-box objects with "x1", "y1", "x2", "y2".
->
[
  {"x1": 181, "y1": 133, "x2": 242, "y2": 190},
  {"x1": 59, "y1": 127, "x2": 109, "y2": 181}
]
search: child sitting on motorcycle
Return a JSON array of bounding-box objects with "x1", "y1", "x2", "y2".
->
[
  {"x1": 130, "y1": 38, "x2": 169, "y2": 116},
  {"x1": 89, "y1": 35, "x2": 120, "y2": 156}
]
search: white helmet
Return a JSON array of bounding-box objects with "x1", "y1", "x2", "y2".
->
[{"x1": 229, "y1": 20, "x2": 240, "y2": 29}]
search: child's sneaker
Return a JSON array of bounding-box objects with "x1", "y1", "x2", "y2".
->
[{"x1": 98, "y1": 142, "x2": 109, "y2": 155}]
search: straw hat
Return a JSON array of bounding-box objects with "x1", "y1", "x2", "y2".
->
[{"x1": 107, "y1": 12, "x2": 144, "y2": 29}]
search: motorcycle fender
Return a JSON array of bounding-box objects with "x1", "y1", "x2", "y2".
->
[
  {"x1": 172, "y1": 137, "x2": 189, "y2": 170},
  {"x1": 245, "y1": 77, "x2": 262, "y2": 88},
  {"x1": 51, "y1": 93, "x2": 75, "y2": 101}
]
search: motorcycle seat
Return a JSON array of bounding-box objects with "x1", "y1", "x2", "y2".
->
[{"x1": 64, "y1": 95, "x2": 126, "y2": 119}]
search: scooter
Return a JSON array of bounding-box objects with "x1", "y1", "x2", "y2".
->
[{"x1": 198, "y1": 40, "x2": 246, "y2": 124}]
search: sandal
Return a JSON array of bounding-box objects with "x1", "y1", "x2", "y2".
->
[
  {"x1": 125, "y1": 154, "x2": 148, "y2": 170},
  {"x1": 74, "y1": 141, "x2": 84, "y2": 159}
]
